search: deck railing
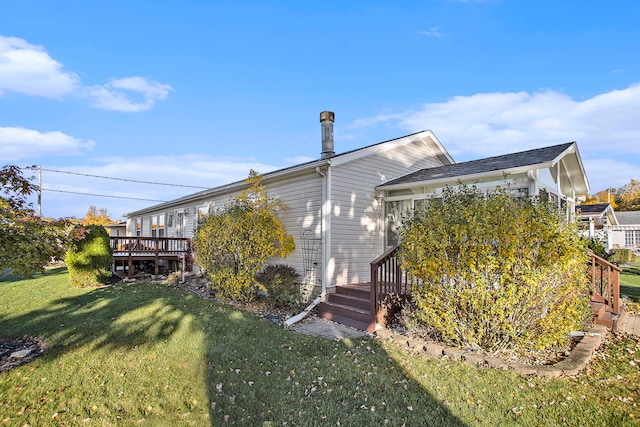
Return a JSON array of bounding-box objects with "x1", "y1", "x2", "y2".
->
[
  {"x1": 110, "y1": 237, "x2": 191, "y2": 255},
  {"x1": 370, "y1": 244, "x2": 410, "y2": 321},
  {"x1": 589, "y1": 252, "x2": 622, "y2": 315},
  {"x1": 110, "y1": 237, "x2": 191, "y2": 277}
]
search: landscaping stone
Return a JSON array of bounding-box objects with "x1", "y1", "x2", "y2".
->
[
  {"x1": 509, "y1": 362, "x2": 539, "y2": 376},
  {"x1": 406, "y1": 339, "x2": 425, "y2": 351},
  {"x1": 10, "y1": 348, "x2": 33, "y2": 358},
  {"x1": 424, "y1": 343, "x2": 445, "y2": 357},
  {"x1": 534, "y1": 365, "x2": 563, "y2": 379},
  {"x1": 485, "y1": 356, "x2": 509, "y2": 370},
  {"x1": 462, "y1": 353, "x2": 485, "y2": 366},
  {"x1": 442, "y1": 347, "x2": 465, "y2": 360},
  {"x1": 375, "y1": 329, "x2": 393, "y2": 340}
]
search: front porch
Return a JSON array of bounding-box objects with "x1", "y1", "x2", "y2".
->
[{"x1": 319, "y1": 248, "x2": 625, "y2": 333}]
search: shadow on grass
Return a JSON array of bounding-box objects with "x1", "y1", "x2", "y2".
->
[
  {"x1": 200, "y1": 312, "x2": 467, "y2": 425},
  {"x1": 0, "y1": 279, "x2": 190, "y2": 355},
  {"x1": 0, "y1": 272, "x2": 467, "y2": 425}
]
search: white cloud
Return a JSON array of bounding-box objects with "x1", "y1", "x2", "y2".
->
[
  {"x1": 353, "y1": 84, "x2": 640, "y2": 157},
  {"x1": 84, "y1": 77, "x2": 174, "y2": 112},
  {"x1": 420, "y1": 26, "x2": 444, "y2": 38},
  {"x1": 351, "y1": 83, "x2": 640, "y2": 192},
  {"x1": 0, "y1": 35, "x2": 172, "y2": 112},
  {"x1": 0, "y1": 126, "x2": 95, "y2": 161},
  {"x1": 0, "y1": 36, "x2": 79, "y2": 98},
  {"x1": 37, "y1": 155, "x2": 282, "y2": 219}
]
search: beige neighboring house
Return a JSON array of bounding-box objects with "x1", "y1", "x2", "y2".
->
[{"x1": 611, "y1": 211, "x2": 640, "y2": 252}]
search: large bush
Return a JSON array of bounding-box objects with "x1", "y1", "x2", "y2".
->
[
  {"x1": 1, "y1": 165, "x2": 72, "y2": 276},
  {"x1": 194, "y1": 171, "x2": 295, "y2": 302},
  {"x1": 398, "y1": 186, "x2": 591, "y2": 354},
  {"x1": 256, "y1": 264, "x2": 300, "y2": 308},
  {"x1": 66, "y1": 225, "x2": 113, "y2": 287}
]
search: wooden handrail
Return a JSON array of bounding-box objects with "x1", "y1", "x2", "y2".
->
[
  {"x1": 589, "y1": 252, "x2": 622, "y2": 315},
  {"x1": 370, "y1": 244, "x2": 409, "y2": 321}
]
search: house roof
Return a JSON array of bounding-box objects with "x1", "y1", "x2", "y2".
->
[
  {"x1": 577, "y1": 203, "x2": 610, "y2": 215},
  {"x1": 125, "y1": 130, "x2": 452, "y2": 217},
  {"x1": 377, "y1": 142, "x2": 589, "y2": 195},
  {"x1": 616, "y1": 211, "x2": 640, "y2": 226},
  {"x1": 576, "y1": 203, "x2": 618, "y2": 225}
]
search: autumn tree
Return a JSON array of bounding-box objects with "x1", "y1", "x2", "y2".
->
[
  {"x1": 194, "y1": 170, "x2": 295, "y2": 301},
  {"x1": 586, "y1": 179, "x2": 640, "y2": 211},
  {"x1": 0, "y1": 165, "x2": 72, "y2": 276},
  {"x1": 616, "y1": 179, "x2": 640, "y2": 211},
  {"x1": 83, "y1": 206, "x2": 114, "y2": 226},
  {"x1": 583, "y1": 188, "x2": 618, "y2": 209}
]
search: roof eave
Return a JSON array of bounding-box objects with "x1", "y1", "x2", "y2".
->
[
  {"x1": 376, "y1": 162, "x2": 553, "y2": 192},
  {"x1": 124, "y1": 159, "x2": 328, "y2": 217}
]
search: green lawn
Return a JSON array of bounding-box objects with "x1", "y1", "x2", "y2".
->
[
  {"x1": 621, "y1": 258, "x2": 640, "y2": 301},
  {"x1": 1, "y1": 270, "x2": 639, "y2": 426}
]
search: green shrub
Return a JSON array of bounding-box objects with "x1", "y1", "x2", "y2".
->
[
  {"x1": 584, "y1": 237, "x2": 609, "y2": 260},
  {"x1": 256, "y1": 264, "x2": 300, "y2": 308},
  {"x1": 398, "y1": 186, "x2": 591, "y2": 354},
  {"x1": 194, "y1": 171, "x2": 295, "y2": 302},
  {"x1": 609, "y1": 248, "x2": 633, "y2": 265},
  {"x1": 66, "y1": 225, "x2": 113, "y2": 287}
]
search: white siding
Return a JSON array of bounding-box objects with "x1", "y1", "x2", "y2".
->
[
  {"x1": 329, "y1": 137, "x2": 445, "y2": 285},
  {"x1": 263, "y1": 172, "x2": 323, "y2": 285}
]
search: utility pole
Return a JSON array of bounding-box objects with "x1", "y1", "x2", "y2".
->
[{"x1": 38, "y1": 166, "x2": 42, "y2": 217}]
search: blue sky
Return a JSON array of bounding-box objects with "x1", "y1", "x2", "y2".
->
[{"x1": 1, "y1": 0, "x2": 639, "y2": 219}]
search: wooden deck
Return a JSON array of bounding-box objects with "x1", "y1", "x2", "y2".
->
[{"x1": 110, "y1": 237, "x2": 191, "y2": 278}]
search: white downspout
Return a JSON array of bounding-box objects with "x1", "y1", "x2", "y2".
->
[{"x1": 284, "y1": 164, "x2": 330, "y2": 327}]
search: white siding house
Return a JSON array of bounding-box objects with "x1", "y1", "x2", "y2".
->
[{"x1": 124, "y1": 113, "x2": 453, "y2": 294}]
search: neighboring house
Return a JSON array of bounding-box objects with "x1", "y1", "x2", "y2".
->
[
  {"x1": 125, "y1": 112, "x2": 593, "y2": 330},
  {"x1": 611, "y1": 211, "x2": 640, "y2": 252},
  {"x1": 576, "y1": 203, "x2": 618, "y2": 251},
  {"x1": 104, "y1": 221, "x2": 127, "y2": 237},
  {"x1": 125, "y1": 112, "x2": 454, "y2": 293}
]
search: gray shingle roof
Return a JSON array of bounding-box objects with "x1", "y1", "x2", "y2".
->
[
  {"x1": 616, "y1": 211, "x2": 640, "y2": 225},
  {"x1": 380, "y1": 142, "x2": 574, "y2": 187},
  {"x1": 577, "y1": 203, "x2": 610, "y2": 215}
]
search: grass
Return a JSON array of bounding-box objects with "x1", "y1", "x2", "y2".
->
[
  {"x1": 621, "y1": 258, "x2": 640, "y2": 312},
  {"x1": 1, "y1": 270, "x2": 640, "y2": 425}
]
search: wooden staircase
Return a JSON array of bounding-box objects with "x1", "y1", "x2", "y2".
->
[{"x1": 318, "y1": 284, "x2": 376, "y2": 332}]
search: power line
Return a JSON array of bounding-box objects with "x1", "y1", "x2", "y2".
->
[
  {"x1": 42, "y1": 188, "x2": 167, "y2": 202},
  {"x1": 34, "y1": 167, "x2": 210, "y2": 189}
]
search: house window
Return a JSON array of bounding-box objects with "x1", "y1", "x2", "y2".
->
[
  {"x1": 625, "y1": 230, "x2": 640, "y2": 247},
  {"x1": 385, "y1": 200, "x2": 413, "y2": 247},
  {"x1": 136, "y1": 218, "x2": 141, "y2": 237},
  {"x1": 167, "y1": 213, "x2": 174, "y2": 227},
  {"x1": 151, "y1": 214, "x2": 166, "y2": 237}
]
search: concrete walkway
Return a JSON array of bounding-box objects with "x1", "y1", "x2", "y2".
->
[
  {"x1": 618, "y1": 313, "x2": 640, "y2": 335},
  {"x1": 289, "y1": 317, "x2": 368, "y2": 340}
]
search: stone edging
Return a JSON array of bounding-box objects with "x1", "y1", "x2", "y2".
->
[{"x1": 374, "y1": 324, "x2": 608, "y2": 378}]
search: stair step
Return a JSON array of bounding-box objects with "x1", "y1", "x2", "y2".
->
[
  {"x1": 335, "y1": 283, "x2": 371, "y2": 298},
  {"x1": 327, "y1": 292, "x2": 371, "y2": 310}
]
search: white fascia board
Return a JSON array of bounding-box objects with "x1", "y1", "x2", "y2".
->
[
  {"x1": 125, "y1": 160, "x2": 328, "y2": 218},
  {"x1": 329, "y1": 130, "x2": 448, "y2": 167},
  {"x1": 376, "y1": 163, "x2": 552, "y2": 192}
]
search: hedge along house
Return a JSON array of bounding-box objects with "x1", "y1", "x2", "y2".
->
[{"x1": 124, "y1": 112, "x2": 454, "y2": 300}]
